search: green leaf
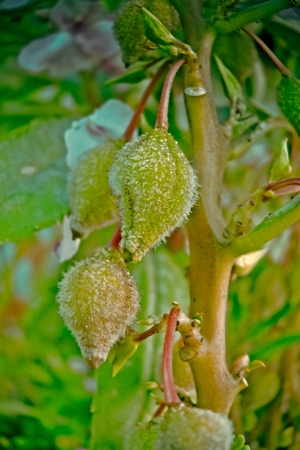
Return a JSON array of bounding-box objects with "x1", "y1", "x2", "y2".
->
[
  {"x1": 0, "y1": 118, "x2": 71, "y2": 244},
  {"x1": 141, "y1": 7, "x2": 174, "y2": 46},
  {"x1": 277, "y1": 75, "x2": 300, "y2": 136},
  {"x1": 231, "y1": 435, "x2": 246, "y2": 450},
  {"x1": 242, "y1": 371, "x2": 281, "y2": 411},
  {"x1": 250, "y1": 333, "x2": 300, "y2": 360},
  {"x1": 105, "y1": 62, "x2": 149, "y2": 85},
  {"x1": 110, "y1": 334, "x2": 140, "y2": 377},
  {"x1": 270, "y1": 138, "x2": 292, "y2": 182},
  {"x1": 125, "y1": 420, "x2": 162, "y2": 450},
  {"x1": 215, "y1": 55, "x2": 244, "y2": 109},
  {"x1": 213, "y1": 31, "x2": 255, "y2": 82},
  {"x1": 245, "y1": 360, "x2": 265, "y2": 372}
]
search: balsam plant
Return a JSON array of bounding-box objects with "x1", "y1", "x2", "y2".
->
[{"x1": 2, "y1": 0, "x2": 300, "y2": 449}]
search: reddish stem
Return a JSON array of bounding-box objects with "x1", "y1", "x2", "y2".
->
[
  {"x1": 153, "y1": 403, "x2": 166, "y2": 418},
  {"x1": 123, "y1": 61, "x2": 169, "y2": 142},
  {"x1": 264, "y1": 178, "x2": 300, "y2": 199},
  {"x1": 107, "y1": 226, "x2": 122, "y2": 251},
  {"x1": 155, "y1": 59, "x2": 186, "y2": 130},
  {"x1": 162, "y1": 306, "x2": 181, "y2": 405},
  {"x1": 134, "y1": 314, "x2": 168, "y2": 343},
  {"x1": 242, "y1": 27, "x2": 290, "y2": 76}
]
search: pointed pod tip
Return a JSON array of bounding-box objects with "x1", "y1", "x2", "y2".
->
[{"x1": 86, "y1": 356, "x2": 104, "y2": 370}]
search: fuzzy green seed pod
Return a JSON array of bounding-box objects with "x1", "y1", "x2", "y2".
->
[
  {"x1": 69, "y1": 139, "x2": 124, "y2": 238},
  {"x1": 113, "y1": 0, "x2": 180, "y2": 66},
  {"x1": 56, "y1": 248, "x2": 140, "y2": 368},
  {"x1": 277, "y1": 75, "x2": 300, "y2": 137},
  {"x1": 109, "y1": 128, "x2": 198, "y2": 263},
  {"x1": 155, "y1": 406, "x2": 234, "y2": 450}
]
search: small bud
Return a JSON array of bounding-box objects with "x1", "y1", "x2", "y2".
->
[
  {"x1": 109, "y1": 128, "x2": 198, "y2": 262},
  {"x1": 113, "y1": 0, "x2": 180, "y2": 66},
  {"x1": 215, "y1": 55, "x2": 244, "y2": 113},
  {"x1": 68, "y1": 139, "x2": 124, "y2": 238},
  {"x1": 56, "y1": 249, "x2": 140, "y2": 368},
  {"x1": 141, "y1": 7, "x2": 175, "y2": 46},
  {"x1": 233, "y1": 248, "x2": 267, "y2": 277},
  {"x1": 277, "y1": 75, "x2": 300, "y2": 136},
  {"x1": 155, "y1": 405, "x2": 234, "y2": 450},
  {"x1": 270, "y1": 138, "x2": 292, "y2": 182}
]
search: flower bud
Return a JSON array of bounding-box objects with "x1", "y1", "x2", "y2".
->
[
  {"x1": 155, "y1": 406, "x2": 234, "y2": 450},
  {"x1": 56, "y1": 249, "x2": 140, "y2": 368},
  {"x1": 69, "y1": 139, "x2": 124, "y2": 238},
  {"x1": 277, "y1": 75, "x2": 300, "y2": 136},
  {"x1": 109, "y1": 128, "x2": 198, "y2": 262},
  {"x1": 113, "y1": 0, "x2": 180, "y2": 66},
  {"x1": 270, "y1": 138, "x2": 292, "y2": 182}
]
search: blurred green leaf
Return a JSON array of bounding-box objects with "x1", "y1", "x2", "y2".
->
[
  {"x1": 106, "y1": 62, "x2": 149, "y2": 85},
  {"x1": 242, "y1": 371, "x2": 281, "y2": 411},
  {"x1": 0, "y1": 118, "x2": 71, "y2": 244},
  {"x1": 250, "y1": 333, "x2": 300, "y2": 359},
  {"x1": 277, "y1": 75, "x2": 300, "y2": 136}
]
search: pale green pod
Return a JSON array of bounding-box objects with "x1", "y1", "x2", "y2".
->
[
  {"x1": 69, "y1": 139, "x2": 124, "y2": 238},
  {"x1": 155, "y1": 406, "x2": 234, "y2": 450},
  {"x1": 277, "y1": 75, "x2": 300, "y2": 136},
  {"x1": 109, "y1": 128, "x2": 198, "y2": 263},
  {"x1": 113, "y1": 0, "x2": 180, "y2": 66},
  {"x1": 56, "y1": 249, "x2": 140, "y2": 369}
]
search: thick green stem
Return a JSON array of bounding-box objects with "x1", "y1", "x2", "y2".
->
[
  {"x1": 184, "y1": 31, "x2": 229, "y2": 241},
  {"x1": 213, "y1": 0, "x2": 300, "y2": 34},
  {"x1": 179, "y1": 1, "x2": 239, "y2": 414},
  {"x1": 231, "y1": 194, "x2": 300, "y2": 256},
  {"x1": 187, "y1": 208, "x2": 240, "y2": 413}
]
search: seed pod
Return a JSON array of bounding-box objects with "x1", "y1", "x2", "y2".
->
[
  {"x1": 69, "y1": 139, "x2": 124, "y2": 238},
  {"x1": 277, "y1": 75, "x2": 300, "y2": 136},
  {"x1": 56, "y1": 248, "x2": 140, "y2": 368},
  {"x1": 109, "y1": 128, "x2": 198, "y2": 263},
  {"x1": 155, "y1": 406, "x2": 234, "y2": 450},
  {"x1": 113, "y1": 0, "x2": 180, "y2": 66}
]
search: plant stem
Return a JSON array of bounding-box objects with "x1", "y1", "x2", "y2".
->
[
  {"x1": 242, "y1": 27, "x2": 290, "y2": 76},
  {"x1": 213, "y1": 0, "x2": 300, "y2": 34},
  {"x1": 229, "y1": 117, "x2": 293, "y2": 161},
  {"x1": 155, "y1": 59, "x2": 186, "y2": 130},
  {"x1": 123, "y1": 61, "x2": 168, "y2": 142},
  {"x1": 187, "y1": 221, "x2": 239, "y2": 413},
  {"x1": 184, "y1": 30, "x2": 228, "y2": 241},
  {"x1": 231, "y1": 194, "x2": 300, "y2": 255},
  {"x1": 180, "y1": 1, "x2": 240, "y2": 414},
  {"x1": 162, "y1": 307, "x2": 181, "y2": 405},
  {"x1": 107, "y1": 226, "x2": 122, "y2": 251}
]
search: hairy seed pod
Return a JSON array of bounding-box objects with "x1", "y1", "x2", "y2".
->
[
  {"x1": 109, "y1": 128, "x2": 198, "y2": 263},
  {"x1": 56, "y1": 249, "x2": 140, "y2": 368},
  {"x1": 113, "y1": 0, "x2": 180, "y2": 66},
  {"x1": 277, "y1": 75, "x2": 300, "y2": 136},
  {"x1": 69, "y1": 139, "x2": 124, "y2": 238},
  {"x1": 155, "y1": 406, "x2": 234, "y2": 450}
]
